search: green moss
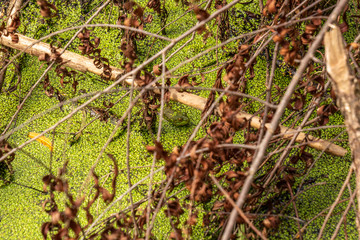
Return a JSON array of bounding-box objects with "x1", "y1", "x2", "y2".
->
[{"x1": 0, "y1": 0, "x2": 358, "y2": 239}]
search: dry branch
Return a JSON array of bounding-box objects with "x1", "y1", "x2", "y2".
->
[
  {"x1": 0, "y1": 33, "x2": 125, "y2": 81},
  {"x1": 0, "y1": 32, "x2": 347, "y2": 156},
  {"x1": 324, "y1": 25, "x2": 360, "y2": 232}
]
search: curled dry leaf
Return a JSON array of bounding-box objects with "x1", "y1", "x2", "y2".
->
[
  {"x1": 305, "y1": 24, "x2": 317, "y2": 34},
  {"x1": 263, "y1": 216, "x2": 280, "y2": 229},
  {"x1": 144, "y1": 14, "x2": 153, "y2": 23},
  {"x1": 37, "y1": 0, "x2": 58, "y2": 18},
  {"x1": 301, "y1": 33, "x2": 312, "y2": 45},
  {"x1": 169, "y1": 228, "x2": 184, "y2": 240},
  {"x1": 177, "y1": 74, "x2": 193, "y2": 90},
  {"x1": 267, "y1": 0, "x2": 277, "y2": 13},
  {"x1": 339, "y1": 7, "x2": 349, "y2": 33},
  {"x1": 193, "y1": 6, "x2": 210, "y2": 22},
  {"x1": 165, "y1": 199, "x2": 185, "y2": 218},
  {"x1": 147, "y1": 0, "x2": 161, "y2": 13},
  {"x1": 120, "y1": 41, "x2": 137, "y2": 62},
  {"x1": 316, "y1": 104, "x2": 338, "y2": 125},
  {"x1": 153, "y1": 64, "x2": 168, "y2": 76},
  {"x1": 272, "y1": 28, "x2": 290, "y2": 43},
  {"x1": 134, "y1": 7, "x2": 144, "y2": 18},
  {"x1": 263, "y1": 0, "x2": 277, "y2": 16},
  {"x1": 124, "y1": 1, "x2": 137, "y2": 10},
  {"x1": 187, "y1": 213, "x2": 198, "y2": 226}
]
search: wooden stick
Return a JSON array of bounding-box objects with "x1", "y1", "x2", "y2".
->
[
  {"x1": 0, "y1": 32, "x2": 347, "y2": 156},
  {"x1": 0, "y1": 33, "x2": 125, "y2": 81}
]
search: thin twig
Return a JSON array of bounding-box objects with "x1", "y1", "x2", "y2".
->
[
  {"x1": 317, "y1": 164, "x2": 354, "y2": 239},
  {"x1": 330, "y1": 190, "x2": 357, "y2": 240}
]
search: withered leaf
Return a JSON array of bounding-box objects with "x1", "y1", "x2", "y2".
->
[
  {"x1": 187, "y1": 213, "x2": 198, "y2": 226},
  {"x1": 134, "y1": 7, "x2": 144, "y2": 18},
  {"x1": 263, "y1": 216, "x2": 280, "y2": 229},
  {"x1": 124, "y1": 1, "x2": 136, "y2": 10},
  {"x1": 212, "y1": 201, "x2": 224, "y2": 211},
  {"x1": 267, "y1": 0, "x2": 277, "y2": 14},
  {"x1": 69, "y1": 220, "x2": 81, "y2": 236},
  {"x1": 305, "y1": 24, "x2": 317, "y2": 34},
  {"x1": 153, "y1": 65, "x2": 161, "y2": 76},
  {"x1": 194, "y1": 6, "x2": 210, "y2": 22},
  {"x1": 99, "y1": 187, "x2": 112, "y2": 203},
  {"x1": 37, "y1": 0, "x2": 58, "y2": 18}
]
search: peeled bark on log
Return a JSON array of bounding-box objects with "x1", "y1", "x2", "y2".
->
[{"x1": 0, "y1": 31, "x2": 347, "y2": 156}]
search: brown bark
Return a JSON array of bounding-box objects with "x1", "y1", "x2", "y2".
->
[
  {"x1": 0, "y1": 30, "x2": 347, "y2": 156},
  {"x1": 324, "y1": 25, "x2": 360, "y2": 233}
]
